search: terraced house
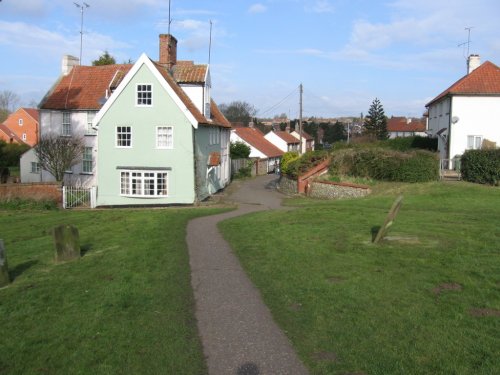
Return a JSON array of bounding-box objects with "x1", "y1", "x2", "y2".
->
[{"x1": 21, "y1": 34, "x2": 231, "y2": 205}]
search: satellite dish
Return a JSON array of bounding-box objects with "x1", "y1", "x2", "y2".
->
[{"x1": 452, "y1": 116, "x2": 460, "y2": 124}]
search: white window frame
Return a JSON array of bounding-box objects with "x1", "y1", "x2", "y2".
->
[
  {"x1": 86, "y1": 111, "x2": 97, "y2": 135},
  {"x1": 18, "y1": 118, "x2": 23, "y2": 126},
  {"x1": 116, "y1": 126, "x2": 132, "y2": 148},
  {"x1": 119, "y1": 170, "x2": 168, "y2": 197},
  {"x1": 31, "y1": 162, "x2": 40, "y2": 173},
  {"x1": 136, "y1": 84, "x2": 153, "y2": 106},
  {"x1": 156, "y1": 126, "x2": 173, "y2": 149},
  {"x1": 82, "y1": 147, "x2": 93, "y2": 174},
  {"x1": 209, "y1": 127, "x2": 221, "y2": 145},
  {"x1": 62, "y1": 112, "x2": 71, "y2": 136},
  {"x1": 467, "y1": 135, "x2": 483, "y2": 150},
  {"x1": 22, "y1": 133, "x2": 27, "y2": 141}
]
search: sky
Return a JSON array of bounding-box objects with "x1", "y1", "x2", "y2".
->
[{"x1": 1, "y1": 0, "x2": 499, "y2": 119}]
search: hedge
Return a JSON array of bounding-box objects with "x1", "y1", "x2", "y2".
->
[
  {"x1": 329, "y1": 148, "x2": 439, "y2": 182},
  {"x1": 284, "y1": 150, "x2": 329, "y2": 179},
  {"x1": 461, "y1": 149, "x2": 500, "y2": 185}
]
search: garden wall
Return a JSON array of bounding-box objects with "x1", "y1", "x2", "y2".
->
[
  {"x1": 277, "y1": 176, "x2": 370, "y2": 199},
  {"x1": 0, "y1": 183, "x2": 61, "y2": 203}
]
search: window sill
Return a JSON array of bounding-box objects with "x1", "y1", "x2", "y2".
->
[
  {"x1": 120, "y1": 195, "x2": 168, "y2": 199},
  {"x1": 85, "y1": 133, "x2": 97, "y2": 137},
  {"x1": 80, "y1": 173, "x2": 94, "y2": 175}
]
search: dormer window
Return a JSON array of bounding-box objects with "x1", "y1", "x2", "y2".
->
[{"x1": 137, "y1": 84, "x2": 152, "y2": 106}]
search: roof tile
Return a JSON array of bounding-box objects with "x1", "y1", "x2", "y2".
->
[{"x1": 234, "y1": 127, "x2": 284, "y2": 158}]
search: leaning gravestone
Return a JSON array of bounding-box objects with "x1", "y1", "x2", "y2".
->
[
  {"x1": 373, "y1": 195, "x2": 403, "y2": 244},
  {"x1": 53, "y1": 225, "x2": 81, "y2": 262},
  {"x1": 0, "y1": 239, "x2": 10, "y2": 287}
]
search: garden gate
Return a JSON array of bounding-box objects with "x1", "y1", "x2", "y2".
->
[{"x1": 63, "y1": 186, "x2": 96, "y2": 209}]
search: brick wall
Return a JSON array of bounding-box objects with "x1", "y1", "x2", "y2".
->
[{"x1": 0, "y1": 183, "x2": 61, "y2": 203}]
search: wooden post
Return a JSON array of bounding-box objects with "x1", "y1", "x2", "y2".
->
[{"x1": 373, "y1": 195, "x2": 404, "y2": 243}]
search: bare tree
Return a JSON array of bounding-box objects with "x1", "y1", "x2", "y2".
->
[
  {"x1": 34, "y1": 134, "x2": 85, "y2": 184},
  {"x1": 0, "y1": 90, "x2": 21, "y2": 113}
]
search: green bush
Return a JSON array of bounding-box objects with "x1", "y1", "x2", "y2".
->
[
  {"x1": 385, "y1": 136, "x2": 438, "y2": 152},
  {"x1": 280, "y1": 151, "x2": 300, "y2": 176},
  {"x1": 284, "y1": 150, "x2": 329, "y2": 178},
  {"x1": 461, "y1": 149, "x2": 500, "y2": 185},
  {"x1": 230, "y1": 141, "x2": 251, "y2": 159},
  {"x1": 329, "y1": 148, "x2": 439, "y2": 182}
]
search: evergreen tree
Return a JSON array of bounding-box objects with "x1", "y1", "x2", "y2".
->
[
  {"x1": 92, "y1": 51, "x2": 116, "y2": 66},
  {"x1": 364, "y1": 98, "x2": 388, "y2": 140}
]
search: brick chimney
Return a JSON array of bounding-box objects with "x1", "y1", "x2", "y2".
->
[
  {"x1": 159, "y1": 34, "x2": 177, "y2": 70},
  {"x1": 467, "y1": 54, "x2": 481, "y2": 74}
]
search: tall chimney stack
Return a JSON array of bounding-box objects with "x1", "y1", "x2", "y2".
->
[
  {"x1": 467, "y1": 54, "x2": 481, "y2": 74},
  {"x1": 62, "y1": 55, "x2": 79, "y2": 76},
  {"x1": 159, "y1": 34, "x2": 177, "y2": 70}
]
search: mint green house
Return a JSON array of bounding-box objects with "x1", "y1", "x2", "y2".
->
[{"x1": 93, "y1": 35, "x2": 231, "y2": 206}]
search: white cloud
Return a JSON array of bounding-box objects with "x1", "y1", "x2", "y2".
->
[
  {"x1": 248, "y1": 4, "x2": 268, "y2": 14},
  {"x1": 307, "y1": 0, "x2": 335, "y2": 14}
]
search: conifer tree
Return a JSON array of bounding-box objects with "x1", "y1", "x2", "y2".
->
[{"x1": 364, "y1": 98, "x2": 388, "y2": 140}]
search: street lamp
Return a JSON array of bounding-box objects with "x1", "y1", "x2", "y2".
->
[{"x1": 74, "y1": 2, "x2": 90, "y2": 65}]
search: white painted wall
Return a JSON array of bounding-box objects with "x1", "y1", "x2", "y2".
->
[
  {"x1": 230, "y1": 132, "x2": 267, "y2": 159},
  {"x1": 264, "y1": 131, "x2": 288, "y2": 152},
  {"x1": 449, "y1": 96, "x2": 500, "y2": 158},
  {"x1": 388, "y1": 131, "x2": 427, "y2": 139},
  {"x1": 20, "y1": 110, "x2": 98, "y2": 187}
]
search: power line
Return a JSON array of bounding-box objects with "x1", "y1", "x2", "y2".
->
[{"x1": 258, "y1": 86, "x2": 300, "y2": 117}]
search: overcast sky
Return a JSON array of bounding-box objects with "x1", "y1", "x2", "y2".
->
[{"x1": 1, "y1": 0, "x2": 499, "y2": 118}]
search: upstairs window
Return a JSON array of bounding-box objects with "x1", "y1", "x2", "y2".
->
[
  {"x1": 157, "y1": 126, "x2": 173, "y2": 149},
  {"x1": 116, "y1": 126, "x2": 132, "y2": 147},
  {"x1": 22, "y1": 133, "x2": 27, "y2": 141},
  {"x1": 62, "y1": 112, "x2": 71, "y2": 136},
  {"x1": 18, "y1": 119, "x2": 23, "y2": 126},
  {"x1": 31, "y1": 162, "x2": 40, "y2": 173},
  {"x1": 137, "y1": 84, "x2": 152, "y2": 106},
  {"x1": 86, "y1": 111, "x2": 97, "y2": 135}
]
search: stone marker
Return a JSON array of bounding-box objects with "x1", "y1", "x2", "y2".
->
[
  {"x1": 53, "y1": 225, "x2": 81, "y2": 262},
  {"x1": 373, "y1": 195, "x2": 403, "y2": 244},
  {"x1": 0, "y1": 239, "x2": 10, "y2": 287}
]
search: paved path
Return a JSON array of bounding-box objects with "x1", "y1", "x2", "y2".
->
[{"x1": 186, "y1": 175, "x2": 309, "y2": 375}]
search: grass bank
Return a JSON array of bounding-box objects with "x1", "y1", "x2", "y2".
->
[
  {"x1": 220, "y1": 181, "x2": 500, "y2": 374},
  {"x1": 0, "y1": 207, "x2": 225, "y2": 375}
]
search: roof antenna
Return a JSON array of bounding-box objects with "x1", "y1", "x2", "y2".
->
[
  {"x1": 458, "y1": 26, "x2": 473, "y2": 60},
  {"x1": 208, "y1": 20, "x2": 213, "y2": 66},
  {"x1": 74, "y1": 2, "x2": 90, "y2": 65},
  {"x1": 168, "y1": 0, "x2": 172, "y2": 34}
]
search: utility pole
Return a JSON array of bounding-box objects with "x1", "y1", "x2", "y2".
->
[
  {"x1": 299, "y1": 83, "x2": 303, "y2": 154},
  {"x1": 74, "y1": 2, "x2": 90, "y2": 65}
]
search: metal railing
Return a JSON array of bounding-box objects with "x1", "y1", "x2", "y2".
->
[{"x1": 63, "y1": 186, "x2": 96, "y2": 209}]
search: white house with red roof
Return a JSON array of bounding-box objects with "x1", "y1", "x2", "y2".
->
[
  {"x1": 290, "y1": 130, "x2": 315, "y2": 152},
  {"x1": 387, "y1": 117, "x2": 426, "y2": 139},
  {"x1": 426, "y1": 55, "x2": 500, "y2": 162},
  {"x1": 230, "y1": 127, "x2": 283, "y2": 173},
  {"x1": 264, "y1": 130, "x2": 300, "y2": 153}
]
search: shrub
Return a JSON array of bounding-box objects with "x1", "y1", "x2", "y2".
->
[
  {"x1": 280, "y1": 151, "x2": 300, "y2": 176},
  {"x1": 230, "y1": 141, "x2": 251, "y2": 159},
  {"x1": 284, "y1": 150, "x2": 329, "y2": 178},
  {"x1": 385, "y1": 136, "x2": 438, "y2": 152},
  {"x1": 461, "y1": 149, "x2": 500, "y2": 185},
  {"x1": 330, "y1": 148, "x2": 439, "y2": 183}
]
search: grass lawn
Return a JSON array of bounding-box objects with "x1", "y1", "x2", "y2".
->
[
  {"x1": 219, "y1": 181, "x2": 500, "y2": 375},
  {"x1": 0, "y1": 207, "x2": 226, "y2": 375}
]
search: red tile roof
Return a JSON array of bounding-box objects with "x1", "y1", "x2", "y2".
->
[
  {"x1": 387, "y1": 117, "x2": 426, "y2": 132},
  {"x1": 293, "y1": 130, "x2": 314, "y2": 140},
  {"x1": 0, "y1": 124, "x2": 25, "y2": 144},
  {"x1": 427, "y1": 61, "x2": 500, "y2": 106},
  {"x1": 234, "y1": 127, "x2": 284, "y2": 158},
  {"x1": 275, "y1": 131, "x2": 300, "y2": 144},
  {"x1": 41, "y1": 64, "x2": 133, "y2": 110},
  {"x1": 173, "y1": 61, "x2": 207, "y2": 84},
  {"x1": 22, "y1": 108, "x2": 39, "y2": 122}
]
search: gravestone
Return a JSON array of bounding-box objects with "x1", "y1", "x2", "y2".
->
[
  {"x1": 373, "y1": 195, "x2": 403, "y2": 244},
  {"x1": 53, "y1": 225, "x2": 81, "y2": 262},
  {"x1": 0, "y1": 240, "x2": 10, "y2": 287}
]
